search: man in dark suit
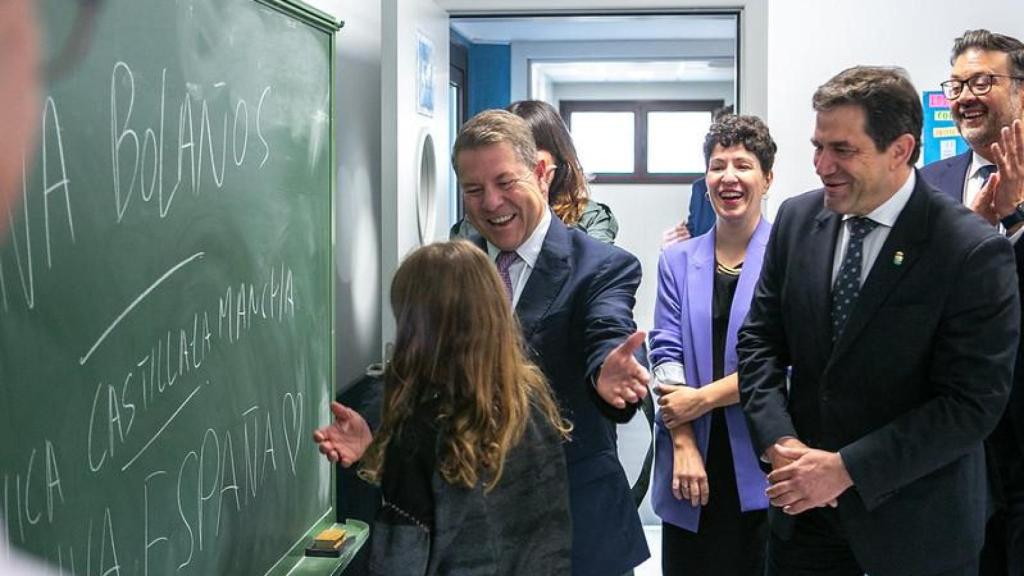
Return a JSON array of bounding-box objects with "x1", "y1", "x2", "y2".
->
[
  {"x1": 921, "y1": 31, "x2": 1024, "y2": 574},
  {"x1": 453, "y1": 109, "x2": 650, "y2": 576},
  {"x1": 738, "y1": 66, "x2": 1020, "y2": 576},
  {"x1": 316, "y1": 110, "x2": 651, "y2": 576}
]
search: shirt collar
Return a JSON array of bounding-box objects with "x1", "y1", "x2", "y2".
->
[
  {"x1": 843, "y1": 170, "x2": 915, "y2": 228},
  {"x1": 486, "y1": 207, "x2": 551, "y2": 268},
  {"x1": 969, "y1": 151, "x2": 996, "y2": 179}
]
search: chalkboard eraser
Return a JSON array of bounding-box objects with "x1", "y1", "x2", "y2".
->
[
  {"x1": 304, "y1": 544, "x2": 343, "y2": 558},
  {"x1": 305, "y1": 527, "x2": 347, "y2": 557}
]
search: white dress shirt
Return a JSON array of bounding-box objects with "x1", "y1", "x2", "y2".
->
[
  {"x1": 963, "y1": 151, "x2": 996, "y2": 209},
  {"x1": 486, "y1": 208, "x2": 552, "y2": 308},
  {"x1": 831, "y1": 171, "x2": 916, "y2": 288}
]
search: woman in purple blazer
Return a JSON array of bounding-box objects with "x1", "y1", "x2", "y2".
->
[{"x1": 650, "y1": 115, "x2": 776, "y2": 576}]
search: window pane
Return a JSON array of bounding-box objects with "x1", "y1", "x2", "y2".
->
[
  {"x1": 647, "y1": 111, "x2": 713, "y2": 174},
  {"x1": 570, "y1": 112, "x2": 634, "y2": 174}
]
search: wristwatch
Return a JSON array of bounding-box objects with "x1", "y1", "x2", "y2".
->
[{"x1": 1001, "y1": 201, "x2": 1024, "y2": 229}]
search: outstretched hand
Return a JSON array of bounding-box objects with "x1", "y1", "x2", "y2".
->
[
  {"x1": 312, "y1": 401, "x2": 372, "y2": 468},
  {"x1": 596, "y1": 331, "x2": 650, "y2": 409}
]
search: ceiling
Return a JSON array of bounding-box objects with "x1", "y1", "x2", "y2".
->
[
  {"x1": 450, "y1": 14, "x2": 736, "y2": 44},
  {"x1": 533, "y1": 58, "x2": 734, "y2": 83}
]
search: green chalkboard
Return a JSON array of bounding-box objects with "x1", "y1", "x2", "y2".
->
[{"x1": 0, "y1": 1, "x2": 342, "y2": 574}]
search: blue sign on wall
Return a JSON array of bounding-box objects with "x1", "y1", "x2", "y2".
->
[{"x1": 922, "y1": 90, "x2": 969, "y2": 165}]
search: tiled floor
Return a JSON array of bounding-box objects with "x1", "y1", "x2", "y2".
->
[{"x1": 636, "y1": 525, "x2": 662, "y2": 576}]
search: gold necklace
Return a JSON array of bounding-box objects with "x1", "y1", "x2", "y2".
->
[{"x1": 716, "y1": 261, "x2": 743, "y2": 276}]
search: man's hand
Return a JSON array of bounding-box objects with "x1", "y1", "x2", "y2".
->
[
  {"x1": 661, "y1": 221, "x2": 691, "y2": 248},
  {"x1": 971, "y1": 175, "x2": 999, "y2": 225},
  {"x1": 312, "y1": 401, "x2": 373, "y2": 467},
  {"x1": 596, "y1": 331, "x2": 650, "y2": 409},
  {"x1": 765, "y1": 443, "x2": 851, "y2": 515},
  {"x1": 672, "y1": 435, "x2": 709, "y2": 507},
  {"x1": 656, "y1": 383, "x2": 709, "y2": 428},
  {"x1": 990, "y1": 119, "x2": 1024, "y2": 221}
]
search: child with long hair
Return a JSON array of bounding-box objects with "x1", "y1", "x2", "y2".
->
[{"x1": 313, "y1": 240, "x2": 572, "y2": 575}]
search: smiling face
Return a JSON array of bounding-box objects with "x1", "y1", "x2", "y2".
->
[
  {"x1": 706, "y1": 144, "x2": 771, "y2": 226},
  {"x1": 813, "y1": 105, "x2": 905, "y2": 216},
  {"x1": 457, "y1": 142, "x2": 547, "y2": 252},
  {"x1": 950, "y1": 48, "x2": 1024, "y2": 153}
]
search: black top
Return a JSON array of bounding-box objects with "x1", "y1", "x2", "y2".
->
[
  {"x1": 712, "y1": 263, "x2": 742, "y2": 381},
  {"x1": 379, "y1": 398, "x2": 440, "y2": 528}
]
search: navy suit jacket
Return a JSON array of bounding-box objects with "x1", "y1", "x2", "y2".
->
[
  {"x1": 472, "y1": 214, "x2": 649, "y2": 576},
  {"x1": 738, "y1": 173, "x2": 1020, "y2": 576},
  {"x1": 921, "y1": 153, "x2": 1024, "y2": 503},
  {"x1": 920, "y1": 151, "x2": 971, "y2": 204},
  {"x1": 685, "y1": 177, "x2": 716, "y2": 237}
]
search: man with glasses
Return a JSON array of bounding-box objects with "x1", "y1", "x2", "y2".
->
[{"x1": 922, "y1": 29, "x2": 1024, "y2": 576}]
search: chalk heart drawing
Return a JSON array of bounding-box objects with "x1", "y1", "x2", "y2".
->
[{"x1": 282, "y1": 392, "x2": 303, "y2": 474}]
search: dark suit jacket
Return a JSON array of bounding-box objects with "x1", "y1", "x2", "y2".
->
[
  {"x1": 686, "y1": 177, "x2": 716, "y2": 237},
  {"x1": 921, "y1": 153, "x2": 1024, "y2": 504},
  {"x1": 920, "y1": 150, "x2": 971, "y2": 204},
  {"x1": 737, "y1": 173, "x2": 1020, "y2": 576},
  {"x1": 472, "y1": 214, "x2": 649, "y2": 576}
]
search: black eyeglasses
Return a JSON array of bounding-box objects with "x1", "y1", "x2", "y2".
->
[{"x1": 940, "y1": 73, "x2": 1024, "y2": 100}]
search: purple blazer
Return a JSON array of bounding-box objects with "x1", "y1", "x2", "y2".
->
[{"x1": 649, "y1": 218, "x2": 771, "y2": 531}]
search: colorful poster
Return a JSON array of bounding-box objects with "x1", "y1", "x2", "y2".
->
[{"x1": 922, "y1": 90, "x2": 969, "y2": 165}]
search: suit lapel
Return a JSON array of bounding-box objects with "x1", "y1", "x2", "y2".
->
[
  {"x1": 808, "y1": 205, "x2": 842, "y2": 359},
  {"x1": 941, "y1": 152, "x2": 972, "y2": 202},
  {"x1": 724, "y1": 219, "x2": 771, "y2": 373},
  {"x1": 687, "y1": 230, "x2": 715, "y2": 386},
  {"x1": 830, "y1": 176, "x2": 931, "y2": 360},
  {"x1": 516, "y1": 217, "x2": 572, "y2": 341}
]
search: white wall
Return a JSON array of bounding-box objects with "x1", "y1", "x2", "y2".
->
[
  {"x1": 590, "y1": 183, "x2": 691, "y2": 332},
  {"x1": 381, "y1": 0, "x2": 451, "y2": 350},
  {"x1": 764, "y1": 0, "x2": 1024, "y2": 218},
  {"x1": 304, "y1": 0, "x2": 384, "y2": 388},
  {"x1": 439, "y1": 0, "x2": 768, "y2": 117}
]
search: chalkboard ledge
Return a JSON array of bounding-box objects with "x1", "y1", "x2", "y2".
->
[{"x1": 273, "y1": 519, "x2": 369, "y2": 576}]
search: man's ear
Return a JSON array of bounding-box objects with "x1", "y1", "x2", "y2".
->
[
  {"x1": 533, "y1": 156, "x2": 549, "y2": 181},
  {"x1": 889, "y1": 133, "x2": 916, "y2": 168}
]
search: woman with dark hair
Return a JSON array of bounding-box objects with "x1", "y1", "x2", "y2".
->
[
  {"x1": 313, "y1": 240, "x2": 573, "y2": 576},
  {"x1": 649, "y1": 115, "x2": 776, "y2": 575},
  {"x1": 451, "y1": 100, "x2": 618, "y2": 244}
]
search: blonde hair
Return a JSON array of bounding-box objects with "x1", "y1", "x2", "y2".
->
[{"x1": 359, "y1": 240, "x2": 570, "y2": 491}]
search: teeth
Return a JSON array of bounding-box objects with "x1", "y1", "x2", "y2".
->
[{"x1": 490, "y1": 214, "x2": 514, "y2": 224}]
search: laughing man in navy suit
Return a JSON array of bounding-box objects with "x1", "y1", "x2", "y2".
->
[
  {"x1": 921, "y1": 29, "x2": 1024, "y2": 576},
  {"x1": 739, "y1": 66, "x2": 1019, "y2": 576},
  {"x1": 452, "y1": 109, "x2": 651, "y2": 576}
]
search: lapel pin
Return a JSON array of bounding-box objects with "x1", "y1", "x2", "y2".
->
[{"x1": 893, "y1": 251, "x2": 904, "y2": 266}]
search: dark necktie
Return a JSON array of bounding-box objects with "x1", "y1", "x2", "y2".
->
[
  {"x1": 831, "y1": 217, "x2": 879, "y2": 341},
  {"x1": 495, "y1": 251, "x2": 519, "y2": 302},
  {"x1": 978, "y1": 164, "x2": 997, "y2": 186}
]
